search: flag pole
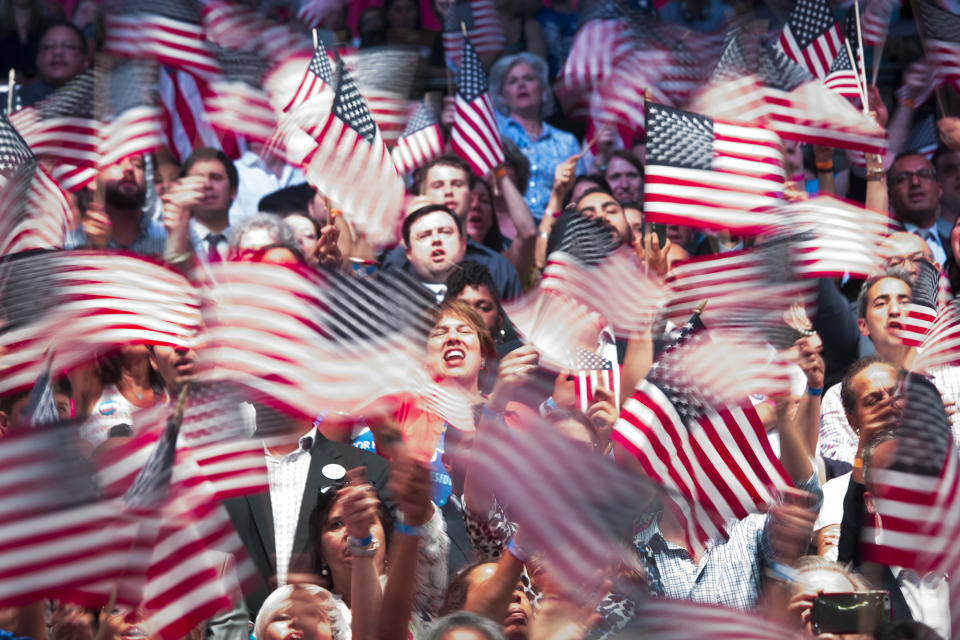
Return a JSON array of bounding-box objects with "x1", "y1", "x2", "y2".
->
[
  {"x1": 312, "y1": 28, "x2": 318, "y2": 51},
  {"x1": 580, "y1": 126, "x2": 606, "y2": 156},
  {"x1": 6, "y1": 68, "x2": 13, "y2": 114},
  {"x1": 871, "y1": 37, "x2": 885, "y2": 85},
  {"x1": 907, "y1": 0, "x2": 948, "y2": 117},
  {"x1": 853, "y1": 0, "x2": 870, "y2": 111}
]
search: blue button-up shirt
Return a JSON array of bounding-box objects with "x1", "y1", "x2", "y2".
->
[
  {"x1": 495, "y1": 111, "x2": 581, "y2": 220},
  {"x1": 66, "y1": 212, "x2": 168, "y2": 258}
]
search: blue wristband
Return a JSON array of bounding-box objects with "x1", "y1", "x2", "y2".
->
[
  {"x1": 348, "y1": 533, "x2": 373, "y2": 547},
  {"x1": 505, "y1": 538, "x2": 529, "y2": 563},
  {"x1": 481, "y1": 405, "x2": 503, "y2": 422},
  {"x1": 806, "y1": 387, "x2": 823, "y2": 397},
  {"x1": 395, "y1": 520, "x2": 427, "y2": 537}
]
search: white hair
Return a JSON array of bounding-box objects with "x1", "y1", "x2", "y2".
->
[
  {"x1": 253, "y1": 584, "x2": 347, "y2": 640},
  {"x1": 228, "y1": 213, "x2": 297, "y2": 249},
  {"x1": 488, "y1": 52, "x2": 555, "y2": 119}
]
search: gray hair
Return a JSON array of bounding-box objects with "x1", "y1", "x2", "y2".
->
[
  {"x1": 229, "y1": 213, "x2": 296, "y2": 249},
  {"x1": 254, "y1": 584, "x2": 347, "y2": 640},
  {"x1": 794, "y1": 555, "x2": 871, "y2": 591},
  {"x1": 856, "y1": 267, "x2": 913, "y2": 319},
  {"x1": 488, "y1": 52, "x2": 555, "y2": 119},
  {"x1": 424, "y1": 611, "x2": 506, "y2": 640}
]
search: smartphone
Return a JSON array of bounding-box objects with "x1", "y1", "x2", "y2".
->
[
  {"x1": 810, "y1": 591, "x2": 891, "y2": 635},
  {"x1": 652, "y1": 222, "x2": 667, "y2": 248},
  {"x1": 640, "y1": 213, "x2": 667, "y2": 248}
]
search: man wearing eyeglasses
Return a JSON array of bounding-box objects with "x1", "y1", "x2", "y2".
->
[
  {"x1": 20, "y1": 21, "x2": 90, "y2": 107},
  {"x1": 887, "y1": 152, "x2": 948, "y2": 268}
]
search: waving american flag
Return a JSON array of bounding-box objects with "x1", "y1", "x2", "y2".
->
[
  {"x1": 106, "y1": 0, "x2": 219, "y2": 80},
  {"x1": 778, "y1": 0, "x2": 843, "y2": 78},
  {"x1": 392, "y1": 102, "x2": 444, "y2": 176},
  {"x1": 614, "y1": 319, "x2": 792, "y2": 553},
  {"x1": 643, "y1": 101, "x2": 784, "y2": 234},
  {"x1": 451, "y1": 35, "x2": 505, "y2": 178},
  {"x1": 0, "y1": 114, "x2": 76, "y2": 256},
  {"x1": 298, "y1": 57, "x2": 406, "y2": 247}
]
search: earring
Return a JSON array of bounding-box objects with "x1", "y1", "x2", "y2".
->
[
  {"x1": 320, "y1": 565, "x2": 329, "y2": 577},
  {"x1": 480, "y1": 359, "x2": 487, "y2": 369}
]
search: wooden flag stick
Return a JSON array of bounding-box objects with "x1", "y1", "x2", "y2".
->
[
  {"x1": 312, "y1": 27, "x2": 318, "y2": 50},
  {"x1": 871, "y1": 37, "x2": 885, "y2": 86},
  {"x1": 580, "y1": 126, "x2": 605, "y2": 155},
  {"x1": 845, "y1": 38, "x2": 869, "y2": 112},
  {"x1": 853, "y1": 0, "x2": 871, "y2": 112},
  {"x1": 461, "y1": 21, "x2": 467, "y2": 37},
  {"x1": 6, "y1": 68, "x2": 13, "y2": 114}
]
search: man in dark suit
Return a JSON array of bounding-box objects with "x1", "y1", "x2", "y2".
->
[
  {"x1": 224, "y1": 406, "x2": 390, "y2": 619},
  {"x1": 888, "y1": 152, "x2": 950, "y2": 268}
]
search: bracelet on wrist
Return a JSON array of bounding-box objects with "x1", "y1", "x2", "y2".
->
[
  {"x1": 348, "y1": 533, "x2": 373, "y2": 548},
  {"x1": 395, "y1": 520, "x2": 428, "y2": 537},
  {"x1": 347, "y1": 537, "x2": 380, "y2": 557},
  {"x1": 806, "y1": 387, "x2": 823, "y2": 397},
  {"x1": 505, "y1": 538, "x2": 530, "y2": 563},
  {"x1": 493, "y1": 165, "x2": 507, "y2": 180},
  {"x1": 815, "y1": 160, "x2": 833, "y2": 171},
  {"x1": 481, "y1": 404, "x2": 504, "y2": 422},
  {"x1": 538, "y1": 230, "x2": 550, "y2": 240},
  {"x1": 901, "y1": 98, "x2": 915, "y2": 109}
]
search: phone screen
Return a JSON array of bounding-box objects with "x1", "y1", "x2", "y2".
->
[{"x1": 810, "y1": 591, "x2": 891, "y2": 635}]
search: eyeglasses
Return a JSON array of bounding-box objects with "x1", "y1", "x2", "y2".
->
[
  {"x1": 889, "y1": 169, "x2": 937, "y2": 187},
  {"x1": 887, "y1": 252, "x2": 931, "y2": 269}
]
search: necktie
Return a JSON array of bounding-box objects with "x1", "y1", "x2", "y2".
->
[
  {"x1": 634, "y1": 540, "x2": 665, "y2": 597},
  {"x1": 206, "y1": 233, "x2": 223, "y2": 263}
]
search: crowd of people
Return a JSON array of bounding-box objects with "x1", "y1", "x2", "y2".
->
[{"x1": 2, "y1": 0, "x2": 960, "y2": 639}]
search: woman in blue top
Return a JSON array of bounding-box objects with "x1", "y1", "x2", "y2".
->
[{"x1": 488, "y1": 53, "x2": 580, "y2": 221}]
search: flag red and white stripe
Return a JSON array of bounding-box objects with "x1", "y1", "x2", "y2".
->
[
  {"x1": 469, "y1": 401, "x2": 660, "y2": 596},
  {"x1": 635, "y1": 598, "x2": 804, "y2": 639},
  {"x1": 292, "y1": 58, "x2": 405, "y2": 247},
  {"x1": 773, "y1": 195, "x2": 888, "y2": 279},
  {"x1": 614, "y1": 380, "x2": 792, "y2": 552},
  {"x1": 0, "y1": 165, "x2": 76, "y2": 257},
  {"x1": 197, "y1": 262, "x2": 436, "y2": 418},
  {"x1": 391, "y1": 102, "x2": 444, "y2": 176},
  {"x1": 99, "y1": 104, "x2": 168, "y2": 169},
  {"x1": 778, "y1": 0, "x2": 843, "y2": 78},
  {"x1": 442, "y1": 0, "x2": 506, "y2": 67},
  {"x1": 862, "y1": 0, "x2": 897, "y2": 46},
  {"x1": 106, "y1": 3, "x2": 219, "y2": 80},
  {"x1": 558, "y1": 19, "x2": 633, "y2": 92},
  {"x1": 539, "y1": 248, "x2": 665, "y2": 337},
  {"x1": 158, "y1": 68, "x2": 240, "y2": 163},
  {"x1": 0, "y1": 252, "x2": 202, "y2": 397},
  {"x1": 824, "y1": 45, "x2": 864, "y2": 102},
  {"x1": 0, "y1": 424, "x2": 154, "y2": 608}
]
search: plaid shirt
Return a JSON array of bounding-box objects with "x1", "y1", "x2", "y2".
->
[
  {"x1": 818, "y1": 382, "x2": 857, "y2": 464},
  {"x1": 819, "y1": 366, "x2": 960, "y2": 465},
  {"x1": 632, "y1": 472, "x2": 821, "y2": 612}
]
